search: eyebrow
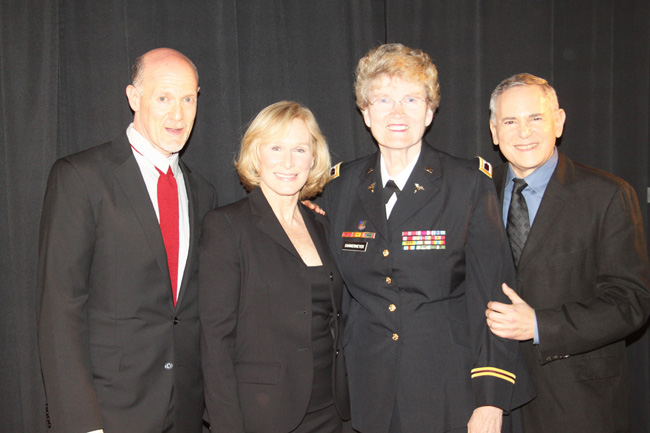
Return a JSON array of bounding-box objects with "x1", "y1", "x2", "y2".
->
[{"x1": 501, "y1": 113, "x2": 545, "y2": 121}]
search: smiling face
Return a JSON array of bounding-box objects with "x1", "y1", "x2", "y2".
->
[
  {"x1": 490, "y1": 85, "x2": 566, "y2": 178},
  {"x1": 126, "y1": 49, "x2": 199, "y2": 157},
  {"x1": 361, "y1": 74, "x2": 434, "y2": 155},
  {"x1": 258, "y1": 118, "x2": 314, "y2": 203}
]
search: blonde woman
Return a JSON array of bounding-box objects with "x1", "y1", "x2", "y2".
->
[{"x1": 199, "y1": 101, "x2": 349, "y2": 433}]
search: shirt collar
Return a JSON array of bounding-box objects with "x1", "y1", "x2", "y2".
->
[
  {"x1": 505, "y1": 147, "x2": 558, "y2": 193},
  {"x1": 126, "y1": 123, "x2": 180, "y2": 176},
  {"x1": 380, "y1": 150, "x2": 421, "y2": 190}
]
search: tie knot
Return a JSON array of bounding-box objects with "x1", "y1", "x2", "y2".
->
[
  {"x1": 156, "y1": 166, "x2": 174, "y2": 177},
  {"x1": 383, "y1": 180, "x2": 401, "y2": 204},
  {"x1": 512, "y1": 178, "x2": 527, "y2": 194}
]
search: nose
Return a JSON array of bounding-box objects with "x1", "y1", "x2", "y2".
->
[
  {"x1": 519, "y1": 123, "x2": 532, "y2": 138},
  {"x1": 282, "y1": 151, "x2": 293, "y2": 168},
  {"x1": 170, "y1": 101, "x2": 183, "y2": 121},
  {"x1": 390, "y1": 99, "x2": 406, "y2": 115}
]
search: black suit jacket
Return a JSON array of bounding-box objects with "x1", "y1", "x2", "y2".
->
[
  {"x1": 319, "y1": 142, "x2": 534, "y2": 433},
  {"x1": 494, "y1": 151, "x2": 650, "y2": 432},
  {"x1": 199, "y1": 187, "x2": 350, "y2": 433},
  {"x1": 36, "y1": 134, "x2": 217, "y2": 433}
]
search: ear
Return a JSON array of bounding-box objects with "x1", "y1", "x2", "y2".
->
[
  {"x1": 554, "y1": 108, "x2": 566, "y2": 138},
  {"x1": 489, "y1": 120, "x2": 499, "y2": 145},
  {"x1": 424, "y1": 106, "x2": 434, "y2": 127},
  {"x1": 126, "y1": 85, "x2": 140, "y2": 113},
  {"x1": 361, "y1": 108, "x2": 371, "y2": 128}
]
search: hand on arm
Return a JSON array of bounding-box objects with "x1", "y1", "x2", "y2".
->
[
  {"x1": 486, "y1": 283, "x2": 535, "y2": 341},
  {"x1": 467, "y1": 406, "x2": 503, "y2": 433},
  {"x1": 301, "y1": 199, "x2": 325, "y2": 215}
]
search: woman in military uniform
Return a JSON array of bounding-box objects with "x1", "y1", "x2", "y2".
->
[{"x1": 318, "y1": 44, "x2": 533, "y2": 433}]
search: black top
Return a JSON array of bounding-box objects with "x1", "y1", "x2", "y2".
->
[{"x1": 306, "y1": 265, "x2": 334, "y2": 411}]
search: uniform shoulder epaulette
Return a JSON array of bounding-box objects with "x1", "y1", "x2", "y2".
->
[
  {"x1": 476, "y1": 156, "x2": 492, "y2": 178},
  {"x1": 330, "y1": 161, "x2": 343, "y2": 179}
]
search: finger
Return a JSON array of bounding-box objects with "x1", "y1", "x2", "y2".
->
[
  {"x1": 502, "y1": 283, "x2": 522, "y2": 303},
  {"x1": 486, "y1": 301, "x2": 509, "y2": 314}
]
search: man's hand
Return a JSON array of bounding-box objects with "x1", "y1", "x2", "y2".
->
[
  {"x1": 468, "y1": 406, "x2": 503, "y2": 433},
  {"x1": 301, "y1": 200, "x2": 325, "y2": 215},
  {"x1": 486, "y1": 283, "x2": 535, "y2": 341}
]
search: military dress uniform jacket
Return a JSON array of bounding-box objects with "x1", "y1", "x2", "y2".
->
[
  {"x1": 198, "y1": 187, "x2": 350, "y2": 433},
  {"x1": 37, "y1": 134, "x2": 217, "y2": 433},
  {"x1": 493, "y1": 151, "x2": 650, "y2": 433},
  {"x1": 319, "y1": 142, "x2": 534, "y2": 433}
]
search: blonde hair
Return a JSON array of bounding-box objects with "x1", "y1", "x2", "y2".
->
[
  {"x1": 355, "y1": 43, "x2": 440, "y2": 111},
  {"x1": 235, "y1": 101, "x2": 332, "y2": 199}
]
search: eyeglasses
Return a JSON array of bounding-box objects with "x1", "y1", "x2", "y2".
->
[{"x1": 369, "y1": 96, "x2": 428, "y2": 111}]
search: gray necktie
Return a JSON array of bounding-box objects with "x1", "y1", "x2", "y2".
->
[{"x1": 507, "y1": 178, "x2": 530, "y2": 268}]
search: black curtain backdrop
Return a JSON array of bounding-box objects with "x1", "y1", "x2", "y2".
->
[{"x1": 1, "y1": 1, "x2": 648, "y2": 431}]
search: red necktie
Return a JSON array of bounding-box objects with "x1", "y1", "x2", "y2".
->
[{"x1": 157, "y1": 167, "x2": 179, "y2": 307}]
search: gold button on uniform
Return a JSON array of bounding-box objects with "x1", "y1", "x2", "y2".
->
[
  {"x1": 383, "y1": 249, "x2": 390, "y2": 257},
  {"x1": 385, "y1": 277, "x2": 392, "y2": 284},
  {"x1": 388, "y1": 304, "x2": 396, "y2": 312},
  {"x1": 392, "y1": 333, "x2": 399, "y2": 341}
]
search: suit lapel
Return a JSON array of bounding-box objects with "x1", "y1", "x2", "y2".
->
[
  {"x1": 301, "y1": 205, "x2": 331, "y2": 270},
  {"x1": 176, "y1": 160, "x2": 197, "y2": 307},
  {"x1": 111, "y1": 136, "x2": 171, "y2": 289},
  {"x1": 355, "y1": 153, "x2": 389, "y2": 241},
  {"x1": 517, "y1": 152, "x2": 575, "y2": 272},
  {"x1": 493, "y1": 163, "x2": 508, "y2": 209},
  {"x1": 388, "y1": 143, "x2": 441, "y2": 231},
  {"x1": 249, "y1": 188, "x2": 303, "y2": 262}
]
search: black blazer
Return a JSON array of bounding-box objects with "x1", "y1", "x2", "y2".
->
[
  {"x1": 37, "y1": 134, "x2": 217, "y2": 433},
  {"x1": 494, "y1": 150, "x2": 650, "y2": 433},
  {"x1": 319, "y1": 142, "x2": 534, "y2": 433},
  {"x1": 199, "y1": 187, "x2": 350, "y2": 433}
]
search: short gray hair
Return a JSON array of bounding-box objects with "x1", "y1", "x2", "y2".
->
[{"x1": 489, "y1": 73, "x2": 559, "y2": 122}]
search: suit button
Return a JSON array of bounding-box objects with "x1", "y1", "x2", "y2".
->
[
  {"x1": 173, "y1": 317, "x2": 179, "y2": 325},
  {"x1": 335, "y1": 350, "x2": 340, "y2": 356},
  {"x1": 383, "y1": 249, "x2": 390, "y2": 257},
  {"x1": 392, "y1": 333, "x2": 399, "y2": 341},
  {"x1": 329, "y1": 272, "x2": 334, "y2": 281},
  {"x1": 388, "y1": 304, "x2": 396, "y2": 312},
  {"x1": 164, "y1": 362, "x2": 174, "y2": 370},
  {"x1": 385, "y1": 277, "x2": 392, "y2": 284}
]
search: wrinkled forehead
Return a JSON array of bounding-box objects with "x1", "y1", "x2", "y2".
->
[{"x1": 498, "y1": 85, "x2": 556, "y2": 114}]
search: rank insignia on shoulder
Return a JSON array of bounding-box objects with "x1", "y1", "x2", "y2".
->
[
  {"x1": 477, "y1": 156, "x2": 492, "y2": 178},
  {"x1": 330, "y1": 162, "x2": 342, "y2": 179}
]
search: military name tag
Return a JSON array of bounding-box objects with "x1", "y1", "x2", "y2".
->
[{"x1": 342, "y1": 241, "x2": 368, "y2": 252}]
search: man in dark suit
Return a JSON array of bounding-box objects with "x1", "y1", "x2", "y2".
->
[
  {"x1": 37, "y1": 48, "x2": 217, "y2": 433},
  {"x1": 485, "y1": 73, "x2": 650, "y2": 432}
]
